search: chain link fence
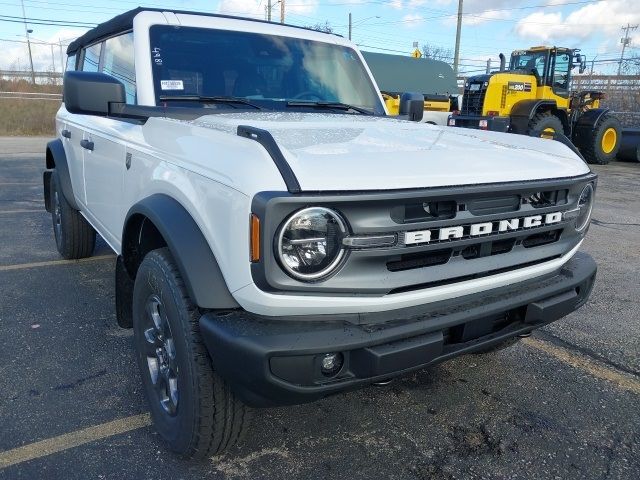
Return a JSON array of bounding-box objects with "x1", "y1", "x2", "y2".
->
[
  {"x1": 0, "y1": 38, "x2": 67, "y2": 86},
  {"x1": 573, "y1": 74, "x2": 640, "y2": 128}
]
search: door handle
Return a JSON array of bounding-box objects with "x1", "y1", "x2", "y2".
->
[
  {"x1": 61, "y1": 129, "x2": 71, "y2": 139},
  {"x1": 80, "y1": 139, "x2": 94, "y2": 151}
]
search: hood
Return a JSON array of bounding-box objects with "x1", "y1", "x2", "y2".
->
[{"x1": 191, "y1": 112, "x2": 590, "y2": 192}]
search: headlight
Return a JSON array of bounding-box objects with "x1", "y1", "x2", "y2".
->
[
  {"x1": 575, "y1": 183, "x2": 594, "y2": 232},
  {"x1": 276, "y1": 207, "x2": 347, "y2": 281}
]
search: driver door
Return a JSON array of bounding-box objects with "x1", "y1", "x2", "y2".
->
[
  {"x1": 79, "y1": 33, "x2": 135, "y2": 247},
  {"x1": 551, "y1": 51, "x2": 571, "y2": 98}
]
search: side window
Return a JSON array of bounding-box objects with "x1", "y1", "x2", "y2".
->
[
  {"x1": 66, "y1": 54, "x2": 76, "y2": 72},
  {"x1": 553, "y1": 53, "x2": 570, "y2": 92},
  {"x1": 534, "y1": 56, "x2": 546, "y2": 80},
  {"x1": 103, "y1": 33, "x2": 136, "y2": 104},
  {"x1": 82, "y1": 43, "x2": 101, "y2": 72}
]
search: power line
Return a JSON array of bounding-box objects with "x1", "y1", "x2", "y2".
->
[
  {"x1": 354, "y1": 0, "x2": 628, "y2": 29},
  {"x1": 0, "y1": 37, "x2": 70, "y2": 45},
  {"x1": 0, "y1": 17, "x2": 94, "y2": 27},
  {"x1": 0, "y1": 14, "x2": 96, "y2": 26},
  {"x1": 0, "y1": 0, "x2": 124, "y2": 14},
  {"x1": 0, "y1": 16, "x2": 95, "y2": 29}
]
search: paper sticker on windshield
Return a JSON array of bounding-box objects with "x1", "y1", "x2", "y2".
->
[{"x1": 160, "y1": 80, "x2": 184, "y2": 91}]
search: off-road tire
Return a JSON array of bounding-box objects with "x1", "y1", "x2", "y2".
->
[
  {"x1": 49, "y1": 171, "x2": 95, "y2": 259},
  {"x1": 527, "y1": 112, "x2": 565, "y2": 139},
  {"x1": 581, "y1": 113, "x2": 622, "y2": 165},
  {"x1": 132, "y1": 248, "x2": 250, "y2": 459}
]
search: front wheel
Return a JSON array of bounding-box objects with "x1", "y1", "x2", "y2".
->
[
  {"x1": 527, "y1": 112, "x2": 565, "y2": 140},
  {"x1": 132, "y1": 248, "x2": 250, "y2": 459}
]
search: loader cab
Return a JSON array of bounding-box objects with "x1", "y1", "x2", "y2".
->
[{"x1": 509, "y1": 47, "x2": 581, "y2": 104}]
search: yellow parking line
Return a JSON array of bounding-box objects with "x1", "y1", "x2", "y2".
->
[
  {"x1": 0, "y1": 413, "x2": 152, "y2": 469},
  {"x1": 0, "y1": 255, "x2": 114, "y2": 272},
  {"x1": 523, "y1": 337, "x2": 640, "y2": 395}
]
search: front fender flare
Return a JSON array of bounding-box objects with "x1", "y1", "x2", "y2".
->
[
  {"x1": 123, "y1": 194, "x2": 239, "y2": 309},
  {"x1": 510, "y1": 99, "x2": 558, "y2": 134},
  {"x1": 45, "y1": 139, "x2": 79, "y2": 210}
]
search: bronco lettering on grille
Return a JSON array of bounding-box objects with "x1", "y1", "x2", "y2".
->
[{"x1": 403, "y1": 212, "x2": 563, "y2": 246}]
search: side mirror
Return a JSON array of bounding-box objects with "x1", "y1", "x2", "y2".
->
[
  {"x1": 573, "y1": 54, "x2": 587, "y2": 74},
  {"x1": 399, "y1": 92, "x2": 424, "y2": 122},
  {"x1": 63, "y1": 71, "x2": 126, "y2": 116},
  {"x1": 579, "y1": 55, "x2": 587, "y2": 74}
]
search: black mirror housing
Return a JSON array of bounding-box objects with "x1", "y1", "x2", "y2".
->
[
  {"x1": 579, "y1": 55, "x2": 587, "y2": 74},
  {"x1": 63, "y1": 71, "x2": 126, "y2": 116},
  {"x1": 399, "y1": 92, "x2": 424, "y2": 122}
]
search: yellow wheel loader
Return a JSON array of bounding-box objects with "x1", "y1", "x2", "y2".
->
[{"x1": 448, "y1": 46, "x2": 622, "y2": 164}]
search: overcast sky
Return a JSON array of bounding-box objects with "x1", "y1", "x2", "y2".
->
[{"x1": 1, "y1": 0, "x2": 639, "y2": 74}]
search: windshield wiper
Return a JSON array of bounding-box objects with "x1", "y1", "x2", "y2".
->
[
  {"x1": 286, "y1": 101, "x2": 373, "y2": 115},
  {"x1": 159, "y1": 95, "x2": 263, "y2": 110}
]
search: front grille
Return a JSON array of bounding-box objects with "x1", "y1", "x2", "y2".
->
[
  {"x1": 526, "y1": 190, "x2": 568, "y2": 208},
  {"x1": 461, "y1": 238, "x2": 517, "y2": 260},
  {"x1": 392, "y1": 190, "x2": 567, "y2": 223},
  {"x1": 254, "y1": 175, "x2": 594, "y2": 295},
  {"x1": 387, "y1": 248, "x2": 452, "y2": 272},
  {"x1": 523, "y1": 228, "x2": 562, "y2": 248},
  {"x1": 462, "y1": 83, "x2": 487, "y2": 115},
  {"x1": 388, "y1": 255, "x2": 562, "y2": 294},
  {"x1": 466, "y1": 195, "x2": 520, "y2": 215},
  {"x1": 387, "y1": 226, "x2": 559, "y2": 273}
]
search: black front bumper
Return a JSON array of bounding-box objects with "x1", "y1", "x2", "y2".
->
[
  {"x1": 448, "y1": 114, "x2": 510, "y2": 132},
  {"x1": 200, "y1": 252, "x2": 596, "y2": 407}
]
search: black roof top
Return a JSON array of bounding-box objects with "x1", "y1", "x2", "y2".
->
[{"x1": 67, "y1": 7, "x2": 336, "y2": 54}]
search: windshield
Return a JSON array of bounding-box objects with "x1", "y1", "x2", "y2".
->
[
  {"x1": 149, "y1": 25, "x2": 385, "y2": 115},
  {"x1": 509, "y1": 50, "x2": 548, "y2": 79}
]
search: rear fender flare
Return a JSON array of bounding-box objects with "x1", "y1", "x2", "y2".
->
[
  {"x1": 45, "y1": 139, "x2": 79, "y2": 210},
  {"x1": 572, "y1": 108, "x2": 612, "y2": 149},
  {"x1": 574, "y1": 108, "x2": 611, "y2": 129}
]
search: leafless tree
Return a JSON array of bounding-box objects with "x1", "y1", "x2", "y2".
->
[
  {"x1": 306, "y1": 21, "x2": 333, "y2": 34},
  {"x1": 421, "y1": 43, "x2": 453, "y2": 62}
]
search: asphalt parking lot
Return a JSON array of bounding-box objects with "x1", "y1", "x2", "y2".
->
[{"x1": 0, "y1": 136, "x2": 638, "y2": 480}]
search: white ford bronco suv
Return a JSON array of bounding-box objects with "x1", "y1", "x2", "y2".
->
[{"x1": 44, "y1": 8, "x2": 598, "y2": 459}]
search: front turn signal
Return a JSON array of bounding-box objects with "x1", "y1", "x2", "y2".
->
[{"x1": 250, "y1": 213, "x2": 260, "y2": 262}]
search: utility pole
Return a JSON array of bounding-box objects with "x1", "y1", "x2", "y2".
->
[
  {"x1": 485, "y1": 58, "x2": 491, "y2": 74},
  {"x1": 453, "y1": 0, "x2": 463, "y2": 77},
  {"x1": 348, "y1": 12, "x2": 352, "y2": 40},
  {"x1": 618, "y1": 23, "x2": 638, "y2": 75},
  {"x1": 20, "y1": 0, "x2": 35, "y2": 84},
  {"x1": 267, "y1": 0, "x2": 272, "y2": 22},
  {"x1": 59, "y1": 39, "x2": 65, "y2": 73},
  {"x1": 280, "y1": 0, "x2": 285, "y2": 24}
]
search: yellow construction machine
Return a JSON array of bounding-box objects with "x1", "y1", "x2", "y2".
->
[{"x1": 448, "y1": 46, "x2": 622, "y2": 164}]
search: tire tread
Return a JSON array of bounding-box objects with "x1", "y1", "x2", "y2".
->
[
  {"x1": 527, "y1": 111, "x2": 564, "y2": 137},
  {"x1": 143, "y1": 248, "x2": 250, "y2": 459}
]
